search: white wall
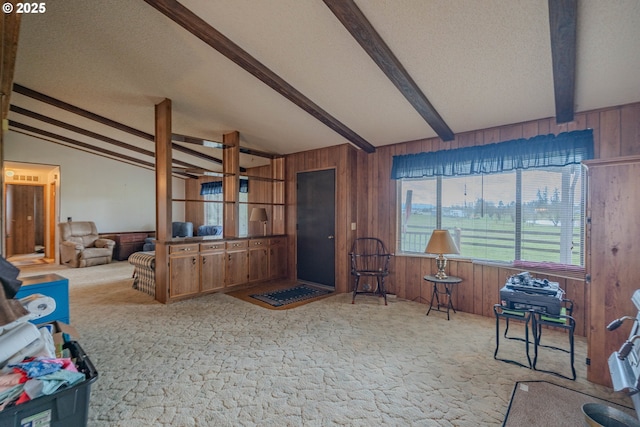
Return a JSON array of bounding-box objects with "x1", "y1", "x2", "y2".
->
[{"x1": 4, "y1": 131, "x2": 185, "y2": 233}]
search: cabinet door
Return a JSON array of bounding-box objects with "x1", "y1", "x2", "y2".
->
[
  {"x1": 201, "y1": 252, "x2": 225, "y2": 292},
  {"x1": 227, "y1": 250, "x2": 248, "y2": 286},
  {"x1": 226, "y1": 241, "x2": 248, "y2": 286},
  {"x1": 169, "y1": 254, "x2": 199, "y2": 297},
  {"x1": 269, "y1": 243, "x2": 287, "y2": 279},
  {"x1": 249, "y1": 247, "x2": 269, "y2": 282}
]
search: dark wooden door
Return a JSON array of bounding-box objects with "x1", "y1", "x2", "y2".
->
[
  {"x1": 296, "y1": 169, "x2": 335, "y2": 288},
  {"x1": 6, "y1": 184, "x2": 43, "y2": 256}
]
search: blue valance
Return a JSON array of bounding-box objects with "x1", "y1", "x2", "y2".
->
[
  {"x1": 200, "y1": 178, "x2": 249, "y2": 195},
  {"x1": 391, "y1": 129, "x2": 594, "y2": 179}
]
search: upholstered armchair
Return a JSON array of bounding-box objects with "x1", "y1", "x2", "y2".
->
[{"x1": 59, "y1": 221, "x2": 116, "y2": 268}]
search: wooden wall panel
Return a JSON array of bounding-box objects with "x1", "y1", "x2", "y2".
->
[
  {"x1": 282, "y1": 102, "x2": 638, "y2": 342},
  {"x1": 584, "y1": 156, "x2": 640, "y2": 386},
  {"x1": 284, "y1": 145, "x2": 358, "y2": 293},
  {"x1": 599, "y1": 109, "x2": 622, "y2": 159},
  {"x1": 621, "y1": 103, "x2": 640, "y2": 156}
]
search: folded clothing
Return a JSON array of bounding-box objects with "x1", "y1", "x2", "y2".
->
[{"x1": 0, "y1": 322, "x2": 40, "y2": 367}]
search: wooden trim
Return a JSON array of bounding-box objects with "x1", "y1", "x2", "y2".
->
[
  {"x1": 155, "y1": 99, "x2": 173, "y2": 241},
  {"x1": 548, "y1": 0, "x2": 577, "y2": 123},
  {"x1": 143, "y1": 0, "x2": 376, "y2": 153},
  {"x1": 223, "y1": 131, "x2": 240, "y2": 238},
  {"x1": 323, "y1": 0, "x2": 454, "y2": 142},
  {"x1": 154, "y1": 99, "x2": 172, "y2": 304},
  {"x1": 1, "y1": 5, "x2": 21, "y2": 120}
]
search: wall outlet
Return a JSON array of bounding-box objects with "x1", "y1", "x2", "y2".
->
[{"x1": 351, "y1": 222, "x2": 356, "y2": 230}]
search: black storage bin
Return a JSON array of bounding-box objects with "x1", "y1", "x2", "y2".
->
[{"x1": 0, "y1": 341, "x2": 98, "y2": 427}]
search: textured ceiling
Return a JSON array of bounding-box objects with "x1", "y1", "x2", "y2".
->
[{"x1": 8, "y1": 0, "x2": 640, "y2": 170}]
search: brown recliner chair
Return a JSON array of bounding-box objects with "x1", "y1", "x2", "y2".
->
[{"x1": 59, "y1": 221, "x2": 115, "y2": 268}]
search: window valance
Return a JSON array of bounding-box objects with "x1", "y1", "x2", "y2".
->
[
  {"x1": 200, "y1": 178, "x2": 249, "y2": 195},
  {"x1": 391, "y1": 129, "x2": 594, "y2": 179}
]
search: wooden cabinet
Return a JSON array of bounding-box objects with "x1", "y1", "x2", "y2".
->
[
  {"x1": 169, "y1": 243, "x2": 200, "y2": 298},
  {"x1": 200, "y1": 242, "x2": 225, "y2": 292},
  {"x1": 269, "y1": 237, "x2": 287, "y2": 279},
  {"x1": 113, "y1": 232, "x2": 149, "y2": 261},
  {"x1": 226, "y1": 240, "x2": 249, "y2": 287},
  {"x1": 249, "y1": 238, "x2": 269, "y2": 282},
  {"x1": 162, "y1": 236, "x2": 287, "y2": 302},
  {"x1": 584, "y1": 156, "x2": 640, "y2": 387}
]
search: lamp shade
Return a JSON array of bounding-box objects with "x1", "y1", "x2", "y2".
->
[
  {"x1": 425, "y1": 230, "x2": 459, "y2": 255},
  {"x1": 249, "y1": 207, "x2": 268, "y2": 222}
]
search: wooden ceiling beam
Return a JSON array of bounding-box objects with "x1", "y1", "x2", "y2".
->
[
  {"x1": 9, "y1": 106, "x2": 205, "y2": 172},
  {"x1": 323, "y1": 0, "x2": 454, "y2": 142},
  {"x1": 13, "y1": 83, "x2": 266, "y2": 168},
  {"x1": 548, "y1": 0, "x2": 577, "y2": 123},
  {"x1": 143, "y1": 0, "x2": 376, "y2": 153}
]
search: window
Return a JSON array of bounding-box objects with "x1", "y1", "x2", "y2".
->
[
  {"x1": 201, "y1": 179, "x2": 249, "y2": 236},
  {"x1": 202, "y1": 192, "x2": 248, "y2": 235},
  {"x1": 393, "y1": 130, "x2": 593, "y2": 267}
]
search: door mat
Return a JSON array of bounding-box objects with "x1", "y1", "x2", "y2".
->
[
  {"x1": 251, "y1": 284, "x2": 332, "y2": 307},
  {"x1": 503, "y1": 380, "x2": 635, "y2": 426}
]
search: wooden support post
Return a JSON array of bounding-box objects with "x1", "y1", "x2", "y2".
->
[
  {"x1": 223, "y1": 131, "x2": 240, "y2": 238},
  {"x1": 154, "y1": 98, "x2": 172, "y2": 303},
  {"x1": 271, "y1": 157, "x2": 285, "y2": 235}
]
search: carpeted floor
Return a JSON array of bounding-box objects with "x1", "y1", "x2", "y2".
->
[
  {"x1": 503, "y1": 381, "x2": 636, "y2": 426},
  {"x1": 11, "y1": 261, "x2": 636, "y2": 426}
]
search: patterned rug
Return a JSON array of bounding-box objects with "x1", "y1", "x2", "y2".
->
[
  {"x1": 250, "y1": 284, "x2": 332, "y2": 307},
  {"x1": 503, "y1": 381, "x2": 636, "y2": 426}
]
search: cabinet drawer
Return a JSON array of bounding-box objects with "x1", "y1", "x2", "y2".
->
[
  {"x1": 169, "y1": 243, "x2": 199, "y2": 254},
  {"x1": 249, "y1": 239, "x2": 268, "y2": 248},
  {"x1": 269, "y1": 237, "x2": 285, "y2": 246},
  {"x1": 200, "y1": 242, "x2": 225, "y2": 251},
  {"x1": 226, "y1": 240, "x2": 248, "y2": 250}
]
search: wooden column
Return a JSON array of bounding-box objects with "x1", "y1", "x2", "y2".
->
[
  {"x1": 223, "y1": 131, "x2": 240, "y2": 238},
  {"x1": 154, "y1": 98, "x2": 172, "y2": 303},
  {"x1": 271, "y1": 157, "x2": 285, "y2": 235},
  {"x1": 1, "y1": 7, "x2": 22, "y2": 256}
]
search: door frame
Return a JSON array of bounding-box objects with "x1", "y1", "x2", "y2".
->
[
  {"x1": 295, "y1": 167, "x2": 337, "y2": 288},
  {"x1": 3, "y1": 162, "x2": 60, "y2": 262}
]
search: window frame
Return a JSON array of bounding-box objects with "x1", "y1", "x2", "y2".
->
[{"x1": 396, "y1": 164, "x2": 587, "y2": 269}]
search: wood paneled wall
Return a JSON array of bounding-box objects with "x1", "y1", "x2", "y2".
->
[
  {"x1": 284, "y1": 102, "x2": 640, "y2": 340},
  {"x1": 359, "y1": 102, "x2": 640, "y2": 338},
  {"x1": 285, "y1": 144, "x2": 358, "y2": 293}
]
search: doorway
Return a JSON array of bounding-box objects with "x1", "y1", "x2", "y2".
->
[
  {"x1": 6, "y1": 184, "x2": 44, "y2": 257},
  {"x1": 3, "y1": 162, "x2": 59, "y2": 265},
  {"x1": 296, "y1": 169, "x2": 336, "y2": 288}
]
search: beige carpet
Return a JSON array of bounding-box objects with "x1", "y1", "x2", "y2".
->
[
  {"x1": 13, "y1": 261, "x2": 636, "y2": 426},
  {"x1": 503, "y1": 381, "x2": 636, "y2": 426}
]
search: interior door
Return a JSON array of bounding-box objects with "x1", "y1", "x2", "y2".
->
[
  {"x1": 6, "y1": 184, "x2": 41, "y2": 255},
  {"x1": 296, "y1": 169, "x2": 335, "y2": 288}
]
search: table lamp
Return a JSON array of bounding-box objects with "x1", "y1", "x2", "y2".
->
[
  {"x1": 250, "y1": 207, "x2": 268, "y2": 236},
  {"x1": 425, "y1": 229, "x2": 459, "y2": 279}
]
